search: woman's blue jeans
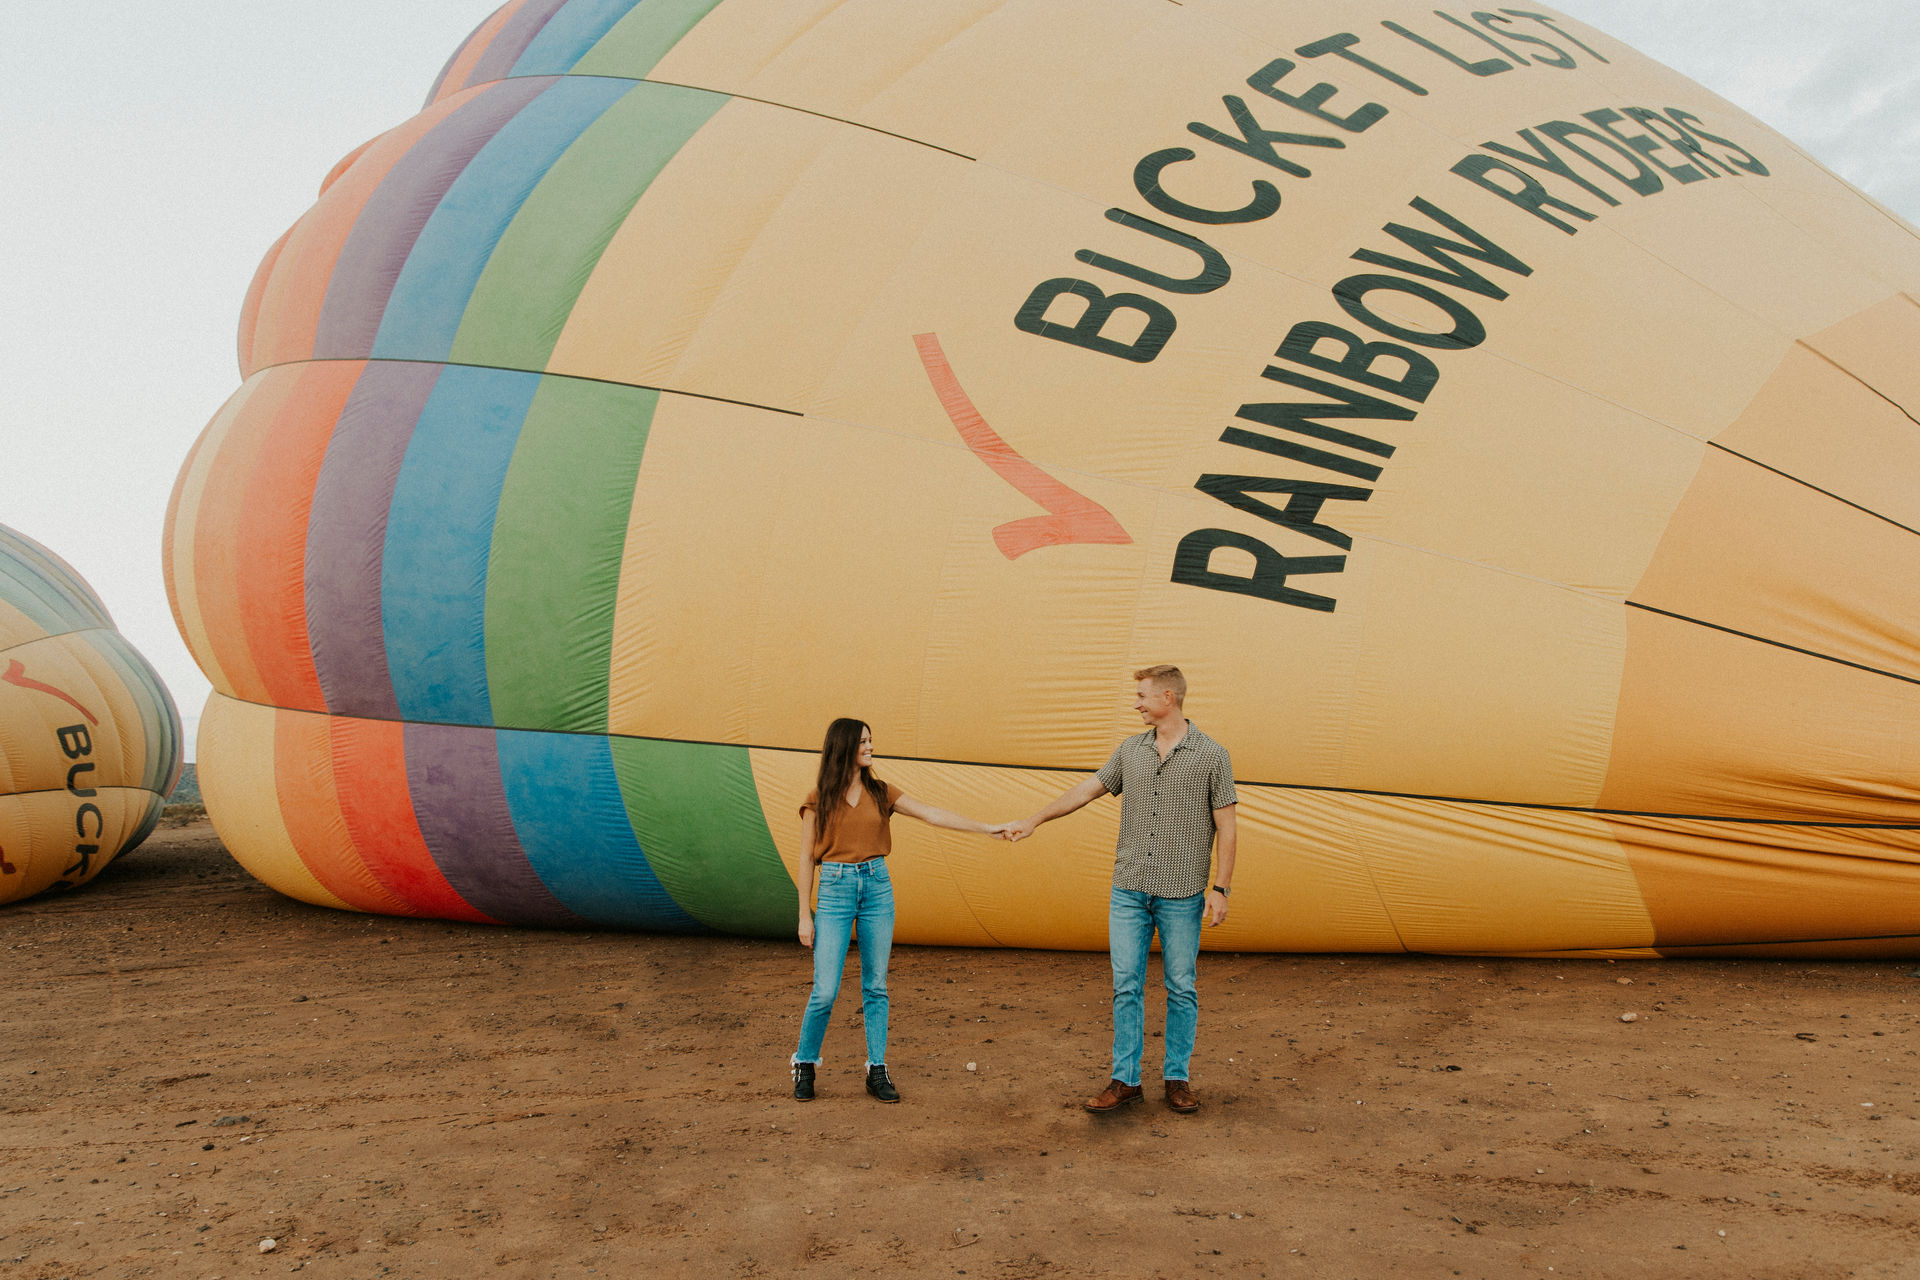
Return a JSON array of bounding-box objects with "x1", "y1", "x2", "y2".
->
[
  {"x1": 795, "y1": 859, "x2": 895, "y2": 1067},
  {"x1": 1109, "y1": 886, "x2": 1204, "y2": 1086}
]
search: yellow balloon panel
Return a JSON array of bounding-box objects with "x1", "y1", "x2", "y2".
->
[
  {"x1": 197, "y1": 693, "x2": 354, "y2": 913},
  {"x1": 1715, "y1": 334, "x2": 1920, "y2": 535}
]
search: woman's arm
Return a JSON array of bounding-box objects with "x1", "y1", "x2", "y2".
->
[
  {"x1": 892, "y1": 793, "x2": 1009, "y2": 837},
  {"x1": 796, "y1": 816, "x2": 817, "y2": 947}
]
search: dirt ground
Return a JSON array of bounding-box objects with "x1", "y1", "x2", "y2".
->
[{"x1": 2, "y1": 817, "x2": 1917, "y2": 1280}]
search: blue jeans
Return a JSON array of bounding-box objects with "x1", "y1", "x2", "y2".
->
[
  {"x1": 795, "y1": 859, "x2": 895, "y2": 1066},
  {"x1": 1109, "y1": 887, "x2": 1204, "y2": 1086}
]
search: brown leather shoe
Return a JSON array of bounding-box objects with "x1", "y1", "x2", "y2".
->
[
  {"x1": 1164, "y1": 1079, "x2": 1200, "y2": 1113},
  {"x1": 1083, "y1": 1079, "x2": 1144, "y2": 1113}
]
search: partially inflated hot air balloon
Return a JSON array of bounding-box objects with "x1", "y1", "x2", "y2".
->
[
  {"x1": 1, "y1": 525, "x2": 183, "y2": 905},
  {"x1": 168, "y1": 0, "x2": 1920, "y2": 956}
]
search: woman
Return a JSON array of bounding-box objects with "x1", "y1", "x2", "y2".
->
[{"x1": 792, "y1": 717, "x2": 1007, "y2": 1103}]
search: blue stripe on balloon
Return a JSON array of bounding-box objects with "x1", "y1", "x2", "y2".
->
[
  {"x1": 382, "y1": 365, "x2": 540, "y2": 726},
  {"x1": 369, "y1": 75, "x2": 634, "y2": 364},
  {"x1": 509, "y1": 0, "x2": 647, "y2": 76},
  {"x1": 496, "y1": 728, "x2": 707, "y2": 931},
  {"x1": 0, "y1": 527, "x2": 112, "y2": 637}
]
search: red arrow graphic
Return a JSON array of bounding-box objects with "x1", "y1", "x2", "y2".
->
[
  {"x1": 3, "y1": 659, "x2": 99, "y2": 725},
  {"x1": 915, "y1": 333, "x2": 1132, "y2": 560}
]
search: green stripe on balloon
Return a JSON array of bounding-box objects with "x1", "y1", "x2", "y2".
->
[
  {"x1": 449, "y1": 79, "x2": 727, "y2": 372},
  {"x1": 610, "y1": 738, "x2": 796, "y2": 936},
  {"x1": 484, "y1": 375, "x2": 657, "y2": 732},
  {"x1": 571, "y1": 0, "x2": 728, "y2": 80}
]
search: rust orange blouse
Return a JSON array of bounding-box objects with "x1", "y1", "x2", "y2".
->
[{"x1": 799, "y1": 780, "x2": 904, "y2": 864}]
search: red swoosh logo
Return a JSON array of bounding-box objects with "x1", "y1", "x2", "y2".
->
[
  {"x1": 915, "y1": 333, "x2": 1132, "y2": 560},
  {"x1": 3, "y1": 660, "x2": 99, "y2": 725}
]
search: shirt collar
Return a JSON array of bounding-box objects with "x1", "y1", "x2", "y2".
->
[{"x1": 1136, "y1": 719, "x2": 1200, "y2": 751}]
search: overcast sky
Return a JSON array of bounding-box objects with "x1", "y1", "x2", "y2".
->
[{"x1": 5, "y1": 2, "x2": 1917, "y2": 758}]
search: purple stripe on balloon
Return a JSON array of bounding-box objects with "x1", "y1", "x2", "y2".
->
[
  {"x1": 405, "y1": 721, "x2": 587, "y2": 928},
  {"x1": 313, "y1": 76, "x2": 554, "y2": 361},
  {"x1": 463, "y1": 0, "x2": 573, "y2": 92},
  {"x1": 305, "y1": 361, "x2": 442, "y2": 721}
]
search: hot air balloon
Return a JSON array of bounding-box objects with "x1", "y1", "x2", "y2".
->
[
  {"x1": 1, "y1": 525, "x2": 183, "y2": 906},
  {"x1": 166, "y1": 0, "x2": 1920, "y2": 956}
]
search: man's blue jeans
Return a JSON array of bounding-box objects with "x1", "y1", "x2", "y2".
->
[
  {"x1": 795, "y1": 859, "x2": 895, "y2": 1067},
  {"x1": 1109, "y1": 886, "x2": 1204, "y2": 1086}
]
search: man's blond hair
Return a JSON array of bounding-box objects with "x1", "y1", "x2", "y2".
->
[{"x1": 1133, "y1": 664, "x2": 1186, "y2": 705}]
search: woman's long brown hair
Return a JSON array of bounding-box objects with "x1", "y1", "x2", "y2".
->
[{"x1": 814, "y1": 718, "x2": 888, "y2": 843}]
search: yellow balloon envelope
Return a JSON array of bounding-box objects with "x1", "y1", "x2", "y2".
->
[
  {"x1": 168, "y1": 0, "x2": 1920, "y2": 955},
  {"x1": 1, "y1": 526, "x2": 183, "y2": 905}
]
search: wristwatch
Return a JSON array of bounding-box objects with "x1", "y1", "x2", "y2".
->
[{"x1": 1211, "y1": 884, "x2": 1230, "y2": 897}]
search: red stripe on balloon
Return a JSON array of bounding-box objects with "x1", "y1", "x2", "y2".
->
[
  {"x1": 3, "y1": 660, "x2": 98, "y2": 725},
  {"x1": 330, "y1": 715, "x2": 497, "y2": 924},
  {"x1": 914, "y1": 333, "x2": 1132, "y2": 560}
]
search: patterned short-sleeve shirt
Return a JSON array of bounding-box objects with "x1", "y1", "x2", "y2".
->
[{"x1": 1094, "y1": 721, "x2": 1237, "y2": 898}]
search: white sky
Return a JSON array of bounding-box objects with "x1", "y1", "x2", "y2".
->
[{"x1": 4, "y1": 2, "x2": 1916, "y2": 757}]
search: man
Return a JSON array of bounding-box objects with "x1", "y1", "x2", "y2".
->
[{"x1": 1007, "y1": 665, "x2": 1237, "y2": 1114}]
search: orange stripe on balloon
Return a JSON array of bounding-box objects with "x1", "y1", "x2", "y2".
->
[
  {"x1": 191, "y1": 369, "x2": 305, "y2": 703},
  {"x1": 431, "y1": 1, "x2": 527, "y2": 105},
  {"x1": 234, "y1": 361, "x2": 361, "y2": 714},
  {"x1": 166, "y1": 379, "x2": 269, "y2": 695},
  {"x1": 330, "y1": 714, "x2": 497, "y2": 923},
  {"x1": 913, "y1": 332, "x2": 1131, "y2": 560},
  {"x1": 250, "y1": 92, "x2": 473, "y2": 374},
  {"x1": 236, "y1": 225, "x2": 291, "y2": 378},
  {"x1": 319, "y1": 138, "x2": 378, "y2": 198},
  {"x1": 274, "y1": 707, "x2": 417, "y2": 915}
]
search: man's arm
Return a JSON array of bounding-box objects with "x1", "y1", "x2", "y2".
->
[
  {"x1": 1205, "y1": 804, "x2": 1237, "y2": 927},
  {"x1": 1006, "y1": 775, "x2": 1110, "y2": 842}
]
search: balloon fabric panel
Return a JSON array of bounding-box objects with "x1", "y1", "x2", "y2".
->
[
  {"x1": 448, "y1": 80, "x2": 727, "y2": 372},
  {"x1": 609, "y1": 737, "x2": 791, "y2": 934},
  {"x1": 496, "y1": 728, "x2": 706, "y2": 931},
  {"x1": 186, "y1": 367, "x2": 304, "y2": 703},
  {"x1": 305, "y1": 361, "x2": 442, "y2": 721},
  {"x1": 372, "y1": 74, "x2": 637, "y2": 363},
  {"x1": 249, "y1": 91, "x2": 477, "y2": 376},
  {"x1": 236, "y1": 225, "x2": 291, "y2": 376},
  {"x1": 328, "y1": 713, "x2": 498, "y2": 923},
  {"x1": 316, "y1": 77, "x2": 556, "y2": 362},
  {"x1": 427, "y1": 2, "x2": 526, "y2": 107},
  {"x1": 402, "y1": 720, "x2": 587, "y2": 926},
  {"x1": 510, "y1": 1, "x2": 650, "y2": 81},
  {"x1": 273, "y1": 705, "x2": 418, "y2": 916},
  {"x1": 233, "y1": 361, "x2": 359, "y2": 714},
  {"x1": 484, "y1": 375, "x2": 656, "y2": 734},
  {"x1": 381, "y1": 365, "x2": 540, "y2": 727}
]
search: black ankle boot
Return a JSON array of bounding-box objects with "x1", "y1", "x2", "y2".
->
[
  {"x1": 792, "y1": 1061, "x2": 815, "y2": 1101},
  {"x1": 865, "y1": 1064, "x2": 900, "y2": 1103}
]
